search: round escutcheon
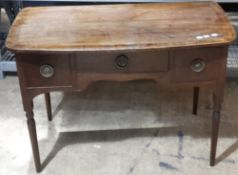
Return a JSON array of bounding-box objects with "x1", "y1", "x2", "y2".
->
[
  {"x1": 191, "y1": 58, "x2": 206, "y2": 73},
  {"x1": 40, "y1": 65, "x2": 54, "y2": 78},
  {"x1": 115, "y1": 55, "x2": 129, "y2": 69}
]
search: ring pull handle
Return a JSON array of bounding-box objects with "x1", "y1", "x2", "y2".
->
[
  {"x1": 191, "y1": 58, "x2": 206, "y2": 73},
  {"x1": 115, "y1": 55, "x2": 129, "y2": 69},
  {"x1": 40, "y1": 64, "x2": 54, "y2": 78}
]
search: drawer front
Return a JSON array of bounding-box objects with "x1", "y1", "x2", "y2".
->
[
  {"x1": 18, "y1": 54, "x2": 72, "y2": 88},
  {"x1": 172, "y1": 47, "x2": 227, "y2": 82},
  {"x1": 76, "y1": 50, "x2": 169, "y2": 73}
]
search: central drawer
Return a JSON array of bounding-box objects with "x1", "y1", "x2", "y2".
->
[{"x1": 75, "y1": 50, "x2": 169, "y2": 73}]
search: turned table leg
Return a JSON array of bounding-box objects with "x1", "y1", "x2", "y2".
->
[
  {"x1": 25, "y1": 101, "x2": 41, "y2": 172},
  {"x1": 210, "y1": 93, "x2": 222, "y2": 166},
  {"x1": 192, "y1": 86, "x2": 199, "y2": 115},
  {"x1": 44, "y1": 93, "x2": 52, "y2": 121}
]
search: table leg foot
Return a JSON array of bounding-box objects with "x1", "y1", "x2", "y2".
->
[
  {"x1": 210, "y1": 93, "x2": 221, "y2": 166},
  {"x1": 25, "y1": 102, "x2": 41, "y2": 172},
  {"x1": 44, "y1": 93, "x2": 52, "y2": 121},
  {"x1": 192, "y1": 87, "x2": 199, "y2": 115},
  {"x1": 210, "y1": 110, "x2": 221, "y2": 166}
]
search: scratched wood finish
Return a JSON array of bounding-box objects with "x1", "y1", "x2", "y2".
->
[
  {"x1": 6, "y1": 2, "x2": 236, "y2": 172},
  {"x1": 6, "y1": 2, "x2": 236, "y2": 53}
]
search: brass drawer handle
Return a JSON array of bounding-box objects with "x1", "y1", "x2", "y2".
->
[
  {"x1": 40, "y1": 65, "x2": 54, "y2": 78},
  {"x1": 191, "y1": 58, "x2": 206, "y2": 73},
  {"x1": 115, "y1": 55, "x2": 129, "y2": 69}
]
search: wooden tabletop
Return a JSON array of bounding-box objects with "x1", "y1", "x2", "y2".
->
[{"x1": 6, "y1": 2, "x2": 236, "y2": 53}]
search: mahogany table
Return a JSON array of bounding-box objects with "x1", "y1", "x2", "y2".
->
[{"x1": 6, "y1": 2, "x2": 236, "y2": 172}]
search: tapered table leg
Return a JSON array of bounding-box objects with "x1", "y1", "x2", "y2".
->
[
  {"x1": 44, "y1": 93, "x2": 52, "y2": 121},
  {"x1": 192, "y1": 87, "x2": 199, "y2": 115},
  {"x1": 26, "y1": 102, "x2": 41, "y2": 172},
  {"x1": 210, "y1": 93, "x2": 221, "y2": 166}
]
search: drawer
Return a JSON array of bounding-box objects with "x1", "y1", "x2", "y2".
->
[
  {"x1": 172, "y1": 47, "x2": 227, "y2": 82},
  {"x1": 17, "y1": 54, "x2": 72, "y2": 88},
  {"x1": 75, "y1": 50, "x2": 169, "y2": 73}
]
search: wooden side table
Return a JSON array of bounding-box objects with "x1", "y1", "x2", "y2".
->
[{"x1": 6, "y1": 2, "x2": 236, "y2": 172}]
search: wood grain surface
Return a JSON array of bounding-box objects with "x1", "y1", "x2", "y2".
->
[
  {"x1": 8, "y1": 2, "x2": 234, "y2": 171},
  {"x1": 6, "y1": 2, "x2": 236, "y2": 53}
]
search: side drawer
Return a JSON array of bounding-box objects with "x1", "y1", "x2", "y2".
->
[
  {"x1": 17, "y1": 54, "x2": 72, "y2": 88},
  {"x1": 75, "y1": 50, "x2": 169, "y2": 73},
  {"x1": 172, "y1": 47, "x2": 227, "y2": 82}
]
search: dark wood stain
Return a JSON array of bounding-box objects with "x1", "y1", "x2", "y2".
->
[{"x1": 5, "y1": 2, "x2": 236, "y2": 172}]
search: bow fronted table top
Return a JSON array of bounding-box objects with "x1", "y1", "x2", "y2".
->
[{"x1": 6, "y1": 2, "x2": 236, "y2": 53}]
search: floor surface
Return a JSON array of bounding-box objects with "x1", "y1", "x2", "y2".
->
[{"x1": 1, "y1": 76, "x2": 238, "y2": 175}]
